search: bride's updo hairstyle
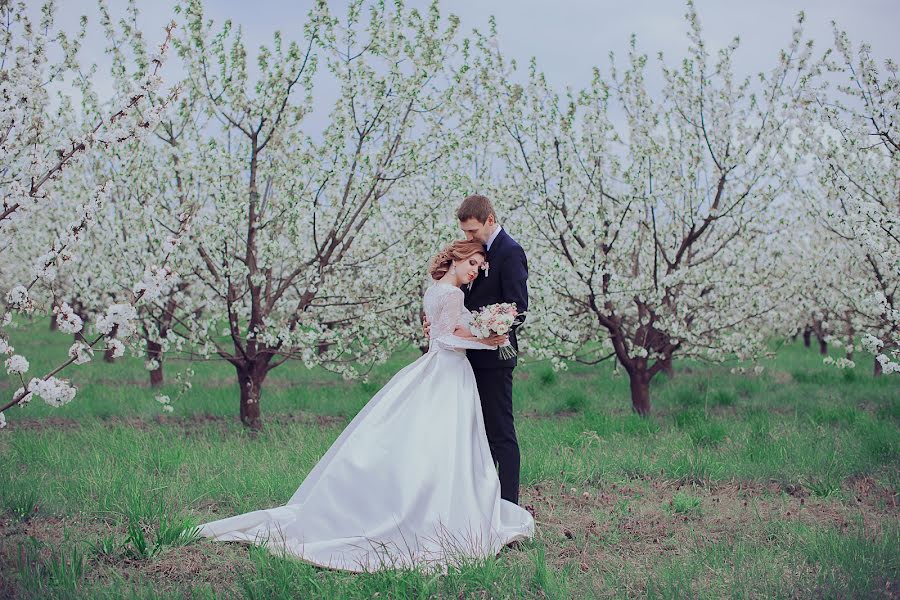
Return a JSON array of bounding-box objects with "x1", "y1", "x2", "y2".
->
[{"x1": 429, "y1": 240, "x2": 486, "y2": 281}]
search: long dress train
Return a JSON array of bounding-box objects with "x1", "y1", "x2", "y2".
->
[{"x1": 196, "y1": 282, "x2": 535, "y2": 573}]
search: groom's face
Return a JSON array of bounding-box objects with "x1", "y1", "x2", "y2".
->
[{"x1": 459, "y1": 215, "x2": 495, "y2": 244}]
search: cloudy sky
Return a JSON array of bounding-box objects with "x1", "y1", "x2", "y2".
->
[{"x1": 47, "y1": 0, "x2": 900, "y2": 136}]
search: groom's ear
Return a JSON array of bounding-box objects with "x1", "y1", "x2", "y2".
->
[{"x1": 486, "y1": 214, "x2": 495, "y2": 226}]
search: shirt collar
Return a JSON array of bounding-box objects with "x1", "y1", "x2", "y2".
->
[{"x1": 486, "y1": 225, "x2": 503, "y2": 251}]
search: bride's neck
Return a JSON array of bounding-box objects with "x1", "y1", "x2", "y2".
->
[{"x1": 437, "y1": 273, "x2": 459, "y2": 287}]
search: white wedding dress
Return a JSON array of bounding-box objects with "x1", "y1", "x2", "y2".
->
[{"x1": 197, "y1": 282, "x2": 535, "y2": 573}]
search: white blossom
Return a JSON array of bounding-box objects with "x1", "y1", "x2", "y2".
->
[
  {"x1": 155, "y1": 394, "x2": 174, "y2": 413},
  {"x1": 5, "y1": 286, "x2": 32, "y2": 312},
  {"x1": 5, "y1": 354, "x2": 29, "y2": 375},
  {"x1": 54, "y1": 302, "x2": 84, "y2": 334},
  {"x1": 132, "y1": 265, "x2": 178, "y2": 303},
  {"x1": 95, "y1": 303, "x2": 139, "y2": 338},
  {"x1": 68, "y1": 342, "x2": 93, "y2": 365},
  {"x1": 105, "y1": 338, "x2": 126, "y2": 359},
  {"x1": 27, "y1": 377, "x2": 77, "y2": 408},
  {"x1": 13, "y1": 387, "x2": 33, "y2": 407}
]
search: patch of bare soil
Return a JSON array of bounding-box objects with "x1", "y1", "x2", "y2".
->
[
  {"x1": 520, "y1": 409, "x2": 581, "y2": 420},
  {"x1": 1, "y1": 475, "x2": 895, "y2": 597},
  {"x1": 518, "y1": 476, "x2": 898, "y2": 594},
  {"x1": 6, "y1": 411, "x2": 347, "y2": 433},
  {"x1": 108, "y1": 541, "x2": 251, "y2": 595},
  {"x1": 76, "y1": 375, "x2": 344, "y2": 392},
  {"x1": 771, "y1": 370, "x2": 794, "y2": 385},
  {"x1": 192, "y1": 377, "x2": 344, "y2": 391},
  {"x1": 0, "y1": 513, "x2": 251, "y2": 597},
  {"x1": 843, "y1": 475, "x2": 899, "y2": 512}
]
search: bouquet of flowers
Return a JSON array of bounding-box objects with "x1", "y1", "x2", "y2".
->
[{"x1": 470, "y1": 303, "x2": 524, "y2": 360}]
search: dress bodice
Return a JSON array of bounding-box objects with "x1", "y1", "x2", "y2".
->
[
  {"x1": 423, "y1": 283, "x2": 491, "y2": 353},
  {"x1": 424, "y1": 283, "x2": 471, "y2": 338}
]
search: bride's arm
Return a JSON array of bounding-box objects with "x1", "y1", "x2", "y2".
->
[
  {"x1": 452, "y1": 324, "x2": 507, "y2": 346},
  {"x1": 432, "y1": 291, "x2": 497, "y2": 351}
]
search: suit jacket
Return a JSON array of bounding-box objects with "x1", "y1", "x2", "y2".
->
[{"x1": 463, "y1": 228, "x2": 529, "y2": 369}]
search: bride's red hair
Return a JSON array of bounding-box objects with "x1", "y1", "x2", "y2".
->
[{"x1": 429, "y1": 240, "x2": 486, "y2": 280}]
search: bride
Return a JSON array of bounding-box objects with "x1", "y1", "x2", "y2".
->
[{"x1": 197, "y1": 239, "x2": 535, "y2": 573}]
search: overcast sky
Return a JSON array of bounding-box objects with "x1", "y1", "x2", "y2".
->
[{"x1": 47, "y1": 0, "x2": 900, "y2": 137}]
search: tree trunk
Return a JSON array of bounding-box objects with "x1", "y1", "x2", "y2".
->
[
  {"x1": 874, "y1": 356, "x2": 883, "y2": 377},
  {"x1": 844, "y1": 312, "x2": 854, "y2": 361},
  {"x1": 74, "y1": 305, "x2": 89, "y2": 342},
  {"x1": 628, "y1": 369, "x2": 651, "y2": 416},
  {"x1": 104, "y1": 324, "x2": 119, "y2": 362},
  {"x1": 660, "y1": 356, "x2": 674, "y2": 379},
  {"x1": 49, "y1": 315, "x2": 58, "y2": 331},
  {"x1": 237, "y1": 363, "x2": 267, "y2": 430},
  {"x1": 147, "y1": 339, "x2": 164, "y2": 387},
  {"x1": 317, "y1": 321, "x2": 336, "y2": 356},
  {"x1": 802, "y1": 327, "x2": 812, "y2": 348},
  {"x1": 818, "y1": 336, "x2": 828, "y2": 356}
]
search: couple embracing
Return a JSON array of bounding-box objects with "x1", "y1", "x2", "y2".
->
[{"x1": 197, "y1": 195, "x2": 534, "y2": 573}]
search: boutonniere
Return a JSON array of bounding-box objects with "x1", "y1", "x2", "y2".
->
[{"x1": 469, "y1": 261, "x2": 490, "y2": 291}]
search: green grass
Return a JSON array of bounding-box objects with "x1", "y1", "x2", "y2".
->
[
  {"x1": 0, "y1": 317, "x2": 898, "y2": 598},
  {"x1": 670, "y1": 491, "x2": 702, "y2": 516}
]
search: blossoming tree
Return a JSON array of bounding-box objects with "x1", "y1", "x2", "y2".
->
[
  {"x1": 802, "y1": 25, "x2": 899, "y2": 375},
  {"x1": 475, "y1": 3, "x2": 813, "y2": 414},
  {"x1": 159, "y1": 0, "x2": 465, "y2": 429},
  {"x1": 47, "y1": 0, "x2": 204, "y2": 388},
  {"x1": 0, "y1": 0, "x2": 179, "y2": 426}
]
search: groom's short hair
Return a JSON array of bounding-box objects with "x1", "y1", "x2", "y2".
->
[{"x1": 457, "y1": 195, "x2": 496, "y2": 224}]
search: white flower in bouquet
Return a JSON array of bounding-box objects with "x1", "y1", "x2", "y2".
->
[
  {"x1": 494, "y1": 312, "x2": 515, "y2": 334},
  {"x1": 470, "y1": 303, "x2": 525, "y2": 360}
]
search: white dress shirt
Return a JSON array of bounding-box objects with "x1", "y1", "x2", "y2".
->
[{"x1": 486, "y1": 225, "x2": 503, "y2": 251}]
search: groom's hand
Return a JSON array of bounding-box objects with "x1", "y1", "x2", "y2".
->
[{"x1": 422, "y1": 315, "x2": 431, "y2": 338}]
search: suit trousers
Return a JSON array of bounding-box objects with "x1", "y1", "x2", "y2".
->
[{"x1": 472, "y1": 367, "x2": 520, "y2": 505}]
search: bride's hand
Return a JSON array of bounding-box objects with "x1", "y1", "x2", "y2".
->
[{"x1": 481, "y1": 333, "x2": 509, "y2": 347}]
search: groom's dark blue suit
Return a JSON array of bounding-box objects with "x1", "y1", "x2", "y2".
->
[{"x1": 463, "y1": 227, "x2": 528, "y2": 505}]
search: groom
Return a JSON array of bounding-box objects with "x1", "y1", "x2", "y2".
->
[{"x1": 457, "y1": 195, "x2": 528, "y2": 506}]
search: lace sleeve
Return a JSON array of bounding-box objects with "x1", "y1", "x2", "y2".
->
[{"x1": 433, "y1": 288, "x2": 495, "y2": 351}]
